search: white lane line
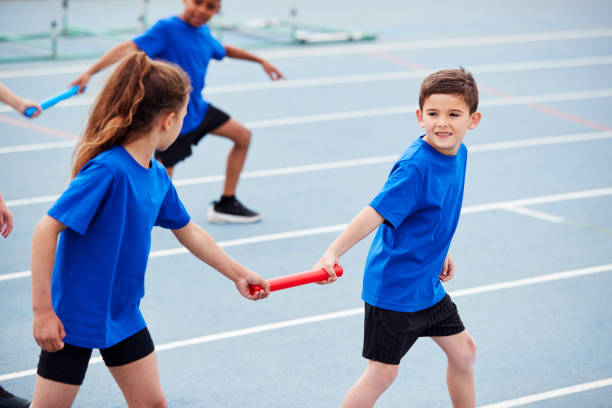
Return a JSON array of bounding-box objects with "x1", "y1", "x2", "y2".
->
[
  {"x1": 7, "y1": 194, "x2": 61, "y2": 207},
  {"x1": 503, "y1": 206, "x2": 566, "y2": 223},
  {"x1": 154, "y1": 307, "x2": 362, "y2": 352},
  {"x1": 467, "y1": 131, "x2": 612, "y2": 152},
  {"x1": 3, "y1": 189, "x2": 611, "y2": 282},
  {"x1": 452, "y1": 264, "x2": 612, "y2": 297},
  {"x1": 2, "y1": 263, "x2": 611, "y2": 382},
  {"x1": 2, "y1": 54, "x2": 612, "y2": 114},
  {"x1": 1, "y1": 28, "x2": 612, "y2": 80},
  {"x1": 0, "y1": 140, "x2": 76, "y2": 154},
  {"x1": 203, "y1": 56, "x2": 612, "y2": 94},
  {"x1": 6, "y1": 131, "x2": 612, "y2": 207},
  {"x1": 0, "y1": 271, "x2": 31, "y2": 282},
  {"x1": 481, "y1": 89, "x2": 612, "y2": 107},
  {"x1": 0, "y1": 369, "x2": 37, "y2": 382},
  {"x1": 462, "y1": 188, "x2": 612, "y2": 214},
  {"x1": 0, "y1": 64, "x2": 92, "y2": 79},
  {"x1": 258, "y1": 28, "x2": 612, "y2": 59},
  {"x1": 172, "y1": 155, "x2": 398, "y2": 187},
  {"x1": 149, "y1": 224, "x2": 348, "y2": 259},
  {"x1": 243, "y1": 106, "x2": 412, "y2": 128},
  {"x1": 242, "y1": 90, "x2": 612, "y2": 128},
  {"x1": 478, "y1": 377, "x2": 612, "y2": 408}
]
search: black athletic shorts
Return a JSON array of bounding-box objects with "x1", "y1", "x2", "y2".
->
[
  {"x1": 37, "y1": 327, "x2": 155, "y2": 386},
  {"x1": 362, "y1": 294, "x2": 465, "y2": 365},
  {"x1": 155, "y1": 104, "x2": 230, "y2": 167}
]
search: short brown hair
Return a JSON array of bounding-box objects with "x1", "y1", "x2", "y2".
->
[{"x1": 418, "y1": 67, "x2": 478, "y2": 114}]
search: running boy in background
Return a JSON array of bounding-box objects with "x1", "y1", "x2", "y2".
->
[
  {"x1": 31, "y1": 53, "x2": 269, "y2": 407},
  {"x1": 71, "y1": 0, "x2": 284, "y2": 224},
  {"x1": 315, "y1": 68, "x2": 482, "y2": 407}
]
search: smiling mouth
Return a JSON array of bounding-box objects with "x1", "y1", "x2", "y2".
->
[{"x1": 435, "y1": 132, "x2": 452, "y2": 137}]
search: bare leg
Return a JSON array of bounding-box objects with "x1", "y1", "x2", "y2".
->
[
  {"x1": 431, "y1": 330, "x2": 477, "y2": 408},
  {"x1": 342, "y1": 360, "x2": 398, "y2": 408},
  {"x1": 210, "y1": 118, "x2": 252, "y2": 196},
  {"x1": 107, "y1": 351, "x2": 167, "y2": 408},
  {"x1": 31, "y1": 375, "x2": 80, "y2": 408}
]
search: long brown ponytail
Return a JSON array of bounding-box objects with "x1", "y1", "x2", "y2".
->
[{"x1": 72, "y1": 52, "x2": 190, "y2": 178}]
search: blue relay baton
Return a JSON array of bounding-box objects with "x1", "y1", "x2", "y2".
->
[{"x1": 24, "y1": 85, "x2": 82, "y2": 117}]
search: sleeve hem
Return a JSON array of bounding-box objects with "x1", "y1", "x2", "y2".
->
[
  {"x1": 369, "y1": 202, "x2": 399, "y2": 229},
  {"x1": 47, "y1": 211, "x2": 87, "y2": 235}
]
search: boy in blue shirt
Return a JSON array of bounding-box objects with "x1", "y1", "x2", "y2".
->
[
  {"x1": 315, "y1": 68, "x2": 482, "y2": 407},
  {"x1": 71, "y1": 0, "x2": 284, "y2": 224}
]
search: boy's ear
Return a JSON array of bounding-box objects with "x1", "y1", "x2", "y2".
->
[
  {"x1": 468, "y1": 111, "x2": 482, "y2": 130},
  {"x1": 415, "y1": 109, "x2": 425, "y2": 128}
]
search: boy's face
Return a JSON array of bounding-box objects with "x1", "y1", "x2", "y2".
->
[
  {"x1": 181, "y1": 0, "x2": 220, "y2": 27},
  {"x1": 416, "y1": 93, "x2": 481, "y2": 156}
]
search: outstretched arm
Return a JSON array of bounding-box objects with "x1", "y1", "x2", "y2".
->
[
  {"x1": 71, "y1": 41, "x2": 140, "y2": 91},
  {"x1": 31, "y1": 215, "x2": 67, "y2": 352},
  {"x1": 314, "y1": 206, "x2": 384, "y2": 283},
  {"x1": 172, "y1": 221, "x2": 270, "y2": 300},
  {"x1": 0, "y1": 83, "x2": 42, "y2": 118},
  {"x1": 224, "y1": 45, "x2": 285, "y2": 80}
]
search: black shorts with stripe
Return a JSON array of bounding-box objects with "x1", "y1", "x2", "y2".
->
[{"x1": 362, "y1": 294, "x2": 465, "y2": 365}]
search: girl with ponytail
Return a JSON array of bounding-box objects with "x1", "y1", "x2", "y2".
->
[{"x1": 30, "y1": 52, "x2": 269, "y2": 407}]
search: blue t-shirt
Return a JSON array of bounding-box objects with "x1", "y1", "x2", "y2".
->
[
  {"x1": 362, "y1": 137, "x2": 468, "y2": 312},
  {"x1": 47, "y1": 146, "x2": 190, "y2": 348},
  {"x1": 133, "y1": 16, "x2": 227, "y2": 134}
]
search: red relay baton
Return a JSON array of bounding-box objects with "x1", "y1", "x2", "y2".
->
[{"x1": 249, "y1": 264, "x2": 343, "y2": 295}]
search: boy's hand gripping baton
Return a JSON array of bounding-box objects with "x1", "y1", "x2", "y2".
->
[
  {"x1": 24, "y1": 85, "x2": 82, "y2": 117},
  {"x1": 249, "y1": 264, "x2": 343, "y2": 295}
]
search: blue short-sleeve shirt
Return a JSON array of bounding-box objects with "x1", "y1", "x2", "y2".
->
[
  {"x1": 133, "y1": 16, "x2": 226, "y2": 134},
  {"x1": 48, "y1": 146, "x2": 190, "y2": 348},
  {"x1": 362, "y1": 137, "x2": 468, "y2": 312}
]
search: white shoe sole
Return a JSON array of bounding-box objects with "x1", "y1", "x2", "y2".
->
[{"x1": 207, "y1": 206, "x2": 262, "y2": 224}]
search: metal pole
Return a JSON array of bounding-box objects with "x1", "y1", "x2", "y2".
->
[
  {"x1": 138, "y1": 0, "x2": 150, "y2": 31},
  {"x1": 61, "y1": 0, "x2": 69, "y2": 35},
  {"x1": 51, "y1": 0, "x2": 59, "y2": 58},
  {"x1": 289, "y1": 0, "x2": 298, "y2": 43}
]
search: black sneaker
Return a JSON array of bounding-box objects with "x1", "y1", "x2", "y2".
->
[
  {"x1": 0, "y1": 386, "x2": 30, "y2": 408},
  {"x1": 208, "y1": 198, "x2": 262, "y2": 224}
]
